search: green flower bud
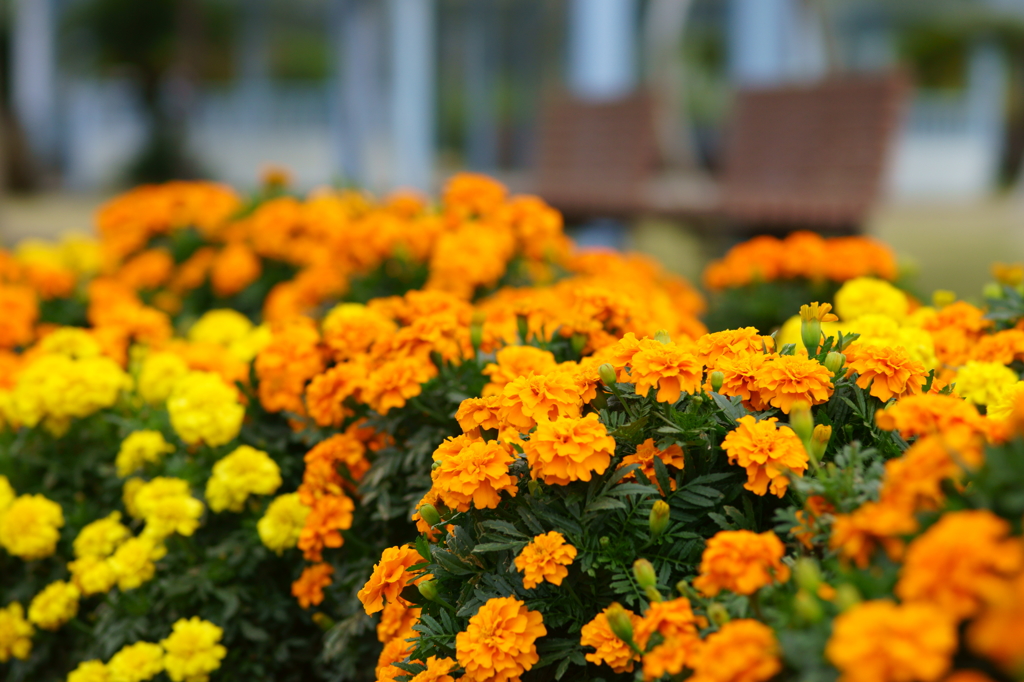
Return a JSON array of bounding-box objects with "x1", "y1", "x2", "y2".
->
[
  {"x1": 706, "y1": 603, "x2": 730, "y2": 626},
  {"x1": 418, "y1": 580, "x2": 440, "y2": 602},
  {"x1": 311, "y1": 612, "x2": 335, "y2": 631},
  {"x1": 418, "y1": 503, "x2": 441, "y2": 528},
  {"x1": 801, "y1": 318, "x2": 822, "y2": 355},
  {"x1": 644, "y1": 585, "x2": 663, "y2": 603},
  {"x1": 653, "y1": 330, "x2": 671, "y2": 344},
  {"x1": 469, "y1": 314, "x2": 485, "y2": 351},
  {"x1": 633, "y1": 559, "x2": 657, "y2": 589},
  {"x1": 824, "y1": 351, "x2": 845, "y2": 375},
  {"x1": 599, "y1": 536, "x2": 610, "y2": 549},
  {"x1": 834, "y1": 583, "x2": 862, "y2": 612},
  {"x1": 649, "y1": 500, "x2": 670, "y2": 538},
  {"x1": 709, "y1": 370, "x2": 725, "y2": 393},
  {"x1": 982, "y1": 283, "x2": 1003, "y2": 301},
  {"x1": 793, "y1": 558, "x2": 822, "y2": 593},
  {"x1": 528, "y1": 480, "x2": 543, "y2": 498},
  {"x1": 810, "y1": 424, "x2": 832, "y2": 463},
  {"x1": 599, "y1": 363, "x2": 618, "y2": 387},
  {"x1": 571, "y1": 333, "x2": 588, "y2": 355},
  {"x1": 793, "y1": 589, "x2": 824, "y2": 624},
  {"x1": 789, "y1": 402, "x2": 814, "y2": 443},
  {"x1": 605, "y1": 602, "x2": 635, "y2": 643}
]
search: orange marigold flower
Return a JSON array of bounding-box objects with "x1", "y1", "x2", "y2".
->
[
  {"x1": 829, "y1": 501, "x2": 918, "y2": 569},
  {"x1": 443, "y1": 172, "x2": 507, "y2": 222},
  {"x1": 363, "y1": 355, "x2": 439, "y2": 415},
  {"x1": 791, "y1": 495, "x2": 834, "y2": 550},
  {"x1": 967, "y1": 570, "x2": 1024, "y2": 673},
  {"x1": 455, "y1": 596, "x2": 546, "y2": 682},
  {"x1": 693, "y1": 530, "x2": 791, "y2": 597},
  {"x1": 358, "y1": 545, "x2": 426, "y2": 615},
  {"x1": 878, "y1": 432, "x2": 983, "y2": 513},
  {"x1": 697, "y1": 327, "x2": 767, "y2": 367},
  {"x1": 117, "y1": 248, "x2": 174, "y2": 291},
  {"x1": 377, "y1": 637, "x2": 414, "y2": 682},
  {"x1": 377, "y1": 601, "x2": 421, "y2": 643},
  {"x1": 707, "y1": 350, "x2": 769, "y2": 408},
  {"x1": 826, "y1": 600, "x2": 957, "y2": 682},
  {"x1": 298, "y1": 432, "x2": 370, "y2": 505},
  {"x1": 579, "y1": 606, "x2": 642, "y2": 673},
  {"x1": 297, "y1": 493, "x2": 355, "y2": 562},
  {"x1": 629, "y1": 340, "x2": 703, "y2": 404},
  {"x1": 846, "y1": 344, "x2": 927, "y2": 402},
  {"x1": 619, "y1": 438, "x2": 685, "y2": 494},
  {"x1": 211, "y1": 242, "x2": 262, "y2": 297},
  {"x1": 688, "y1": 619, "x2": 781, "y2": 682},
  {"x1": 970, "y1": 328, "x2": 1024, "y2": 365},
  {"x1": 896, "y1": 510, "x2": 1023, "y2": 621},
  {"x1": 514, "y1": 531, "x2": 577, "y2": 588},
  {"x1": 292, "y1": 563, "x2": 334, "y2": 609},
  {"x1": 482, "y1": 345, "x2": 558, "y2": 397},
  {"x1": 305, "y1": 361, "x2": 365, "y2": 427},
  {"x1": 524, "y1": 413, "x2": 616, "y2": 486},
  {"x1": 721, "y1": 416, "x2": 808, "y2": 497},
  {"x1": 0, "y1": 284, "x2": 38, "y2": 349},
  {"x1": 409, "y1": 656, "x2": 458, "y2": 682},
  {"x1": 322, "y1": 303, "x2": 397, "y2": 362},
  {"x1": 498, "y1": 370, "x2": 582, "y2": 432},
  {"x1": 255, "y1": 318, "x2": 325, "y2": 415},
  {"x1": 635, "y1": 598, "x2": 702, "y2": 680},
  {"x1": 874, "y1": 393, "x2": 987, "y2": 439},
  {"x1": 430, "y1": 439, "x2": 518, "y2": 511},
  {"x1": 754, "y1": 354, "x2": 834, "y2": 414},
  {"x1": 455, "y1": 395, "x2": 501, "y2": 435}
]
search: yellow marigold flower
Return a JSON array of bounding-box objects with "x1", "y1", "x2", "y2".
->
[
  {"x1": 688, "y1": 619, "x2": 781, "y2": 682},
  {"x1": 116, "y1": 430, "x2": 175, "y2": 478},
  {"x1": 693, "y1": 530, "x2": 791, "y2": 596},
  {"x1": 954, "y1": 361, "x2": 1019, "y2": 406},
  {"x1": 0, "y1": 493, "x2": 64, "y2": 560},
  {"x1": 107, "y1": 641, "x2": 165, "y2": 682},
  {"x1": 826, "y1": 600, "x2": 957, "y2": 682},
  {"x1": 985, "y1": 380, "x2": 1024, "y2": 421},
  {"x1": 27, "y1": 579, "x2": 79, "y2": 631},
  {"x1": 67, "y1": 660, "x2": 109, "y2": 682},
  {"x1": 123, "y1": 477, "x2": 145, "y2": 519},
  {"x1": 514, "y1": 531, "x2": 577, "y2": 588},
  {"x1": 134, "y1": 477, "x2": 204, "y2": 540},
  {"x1": 257, "y1": 493, "x2": 309, "y2": 555},
  {"x1": 109, "y1": 537, "x2": 167, "y2": 591},
  {"x1": 629, "y1": 340, "x2": 703, "y2": 404},
  {"x1": 721, "y1": 416, "x2": 808, "y2": 497},
  {"x1": 227, "y1": 323, "x2": 272, "y2": 363},
  {"x1": 967, "y1": 571, "x2": 1024, "y2": 673},
  {"x1": 697, "y1": 327, "x2": 767, "y2": 367},
  {"x1": 0, "y1": 475, "x2": 13, "y2": 513},
  {"x1": 800, "y1": 301, "x2": 839, "y2": 323},
  {"x1": 205, "y1": 445, "x2": 282, "y2": 513},
  {"x1": 137, "y1": 351, "x2": 190, "y2": 405},
  {"x1": 167, "y1": 371, "x2": 244, "y2": 447},
  {"x1": 580, "y1": 606, "x2": 642, "y2": 673},
  {"x1": 0, "y1": 602, "x2": 33, "y2": 662},
  {"x1": 187, "y1": 309, "x2": 254, "y2": 347},
  {"x1": 409, "y1": 656, "x2": 457, "y2": 682},
  {"x1": 635, "y1": 597, "x2": 703, "y2": 680},
  {"x1": 161, "y1": 616, "x2": 227, "y2": 682},
  {"x1": 619, "y1": 438, "x2": 685, "y2": 494},
  {"x1": 846, "y1": 344, "x2": 928, "y2": 403},
  {"x1": 498, "y1": 370, "x2": 582, "y2": 432},
  {"x1": 524, "y1": 413, "x2": 616, "y2": 486},
  {"x1": 455, "y1": 596, "x2": 546, "y2": 682},
  {"x1": 358, "y1": 544, "x2": 425, "y2": 615},
  {"x1": 482, "y1": 345, "x2": 559, "y2": 397},
  {"x1": 377, "y1": 601, "x2": 421, "y2": 643},
  {"x1": 834, "y1": 276, "x2": 909, "y2": 321},
  {"x1": 68, "y1": 555, "x2": 118, "y2": 596},
  {"x1": 829, "y1": 500, "x2": 918, "y2": 568},
  {"x1": 754, "y1": 354, "x2": 834, "y2": 414},
  {"x1": 430, "y1": 438, "x2": 518, "y2": 511},
  {"x1": 896, "y1": 510, "x2": 1023, "y2": 621},
  {"x1": 38, "y1": 327, "x2": 102, "y2": 359}
]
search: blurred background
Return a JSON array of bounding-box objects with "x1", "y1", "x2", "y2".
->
[{"x1": 1, "y1": 0, "x2": 1024, "y2": 295}]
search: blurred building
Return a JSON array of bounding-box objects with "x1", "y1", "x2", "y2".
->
[{"x1": 3, "y1": 0, "x2": 1023, "y2": 199}]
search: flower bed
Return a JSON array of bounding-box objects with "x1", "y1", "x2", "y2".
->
[{"x1": 1, "y1": 173, "x2": 1022, "y2": 682}]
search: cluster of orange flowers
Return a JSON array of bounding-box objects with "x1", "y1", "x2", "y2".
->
[{"x1": 702, "y1": 231, "x2": 898, "y2": 290}]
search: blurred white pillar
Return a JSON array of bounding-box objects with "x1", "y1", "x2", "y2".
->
[
  {"x1": 390, "y1": 0, "x2": 436, "y2": 192},
  {"x1": 12, "y1": 0, "x2": 58, "y2": 164},
  {"x1": 465, "y1": 0, "x2": 499, "y2": 171},
  {"x1": 728, "y1": 0, "x2": 827, "y2": 86},
  {"x1": 568, "y1": 0, "x2": 638, "y2": 101}
]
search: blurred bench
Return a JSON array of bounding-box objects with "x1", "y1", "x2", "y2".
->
[{"x1": 533, "y1": 72, "x2": 910, "y2": 234}]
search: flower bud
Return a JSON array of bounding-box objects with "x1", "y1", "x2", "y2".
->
[
  {"x1": 675, "y1": 580, "x2": 699, "y2": 601},
  {"x1": 311, "y1": 612, "x2": 335, "y2": 631},
  {"x1": 528, "y1": 480, "x2": 543, "y2": 498},
  {"x1": 516, "y1": 315, "x2": 530, "y2": 343},
  {"x1": 789, "y1": 402, "x2": 814, "y2": 443},
  {"x1": 834, "y1": 583, "x2": 862, "y2": 612},
  {"x1": 793, "y1": 589, "x2": 824, "y2": 624},
  {"x1": 709, "y1": 370, "x2": 725, "y2": 393},
  {"x1": 653, "y1": 329, "x2": 671, "y2": 344},
  {"x1": 469, "y1": 314, "x2": 485, "y2": 351},
  {"x1": 571, "y1": 333, "x2": 588, "y2": 355},
  {"x1": 418, "y1": 580, "x2": 440, "y2": 602},
  {"x1": 605, "y1": 602, "x2": 635, "y2": 643},
  {"x1": 706, "y1": 603, "x2": 730, "y2": 626},
  {"x1": 599, "y1": 363, "x2": 618, "y2": 387},
  {"x1": 793, "y1": 557, "x2": 822, "y2": 593},
  {"x1": 824, "y1": 351, "x2": 845, "y2": 375},
  {"x1": 934, "y1": 289, "x2": 958, "y2": 307},
  {"x1": 649, "y1": 500, "x2": 670, "y2": 538},
  {"x1": 418, "y1": 503, "x2": 441, "y2": 528},
  {"x1": 633, "y1": 559, "x2": 657, "y2": 589},
  {"x1": 599, "y1": 536, "x2": 611, "y2": 549},
  {"x1": 810, "y1": 424, "x2": 832, "y2": 462},
  {"x1": 801, "y1": 318, "x2": 822, "y2": 355},
  {"x1": 644, "y1": 585, "x2": 663, "y2": 603}
]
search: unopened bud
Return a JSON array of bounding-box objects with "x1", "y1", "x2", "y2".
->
[
  {"x1": 571, "y1": 333, "x2": 588, "y2": 355},
  {"x1": 516, "y1": 315, "x2": 530, "y2": 343},
  {"x1": 418, "y1": 503, "x2": 441, "y2": 528},
  {"x1": 706, "y1": 603, "x2": 730, "y2": 626},
  {"x1": 675, "y1": 580, "x2": 699, "y2": 601},
  {"x1": 789, "y1": 402, "x2": 814, "y2": 443},
  {"x1": 599, "y1": 536, "x2": 610, "y2": 549},
  {"x1": 644, "y1": 585, "x2": 663, "y2": 603},
  {"x1": 801, "y1": 318, "x2": 822, "y2": 355},
  {"x1": 599, "y1": 363, "x2": 618, "y2": 387},
  {"x1": 709, "y1": 370, "x2": 725, "y2": 393},
  {"x1": 633, "y1": 559, "x2": 657, "y2": 589},
  {"x1": 834, "y1": 584, "x2": 862, "y2": 612},
  {"x1": 653, "y1": 330, "x2": 671, "y2": 344},
  {"x1": 469, "y1": 314, "x2": 485, "y2": 350},
  {"x1": 793, "y1": 558, "x2": 822, "y2": 593},
  {"x1": 431, "y1": 460, "x2": 442, "y2": 470},
  {"x1": 605, "y1": 602, "x2": 635, "y2": 643},
  {"x1": 649, "y1": 500, "x2": 670, "y2": 538},
  {"x1": 824, "y1": 351, "x2": 845, "y2": 375},
  {"x1": 418, "y1": 580, "x2": 439, "y2": 602},
  {"x1": 934, "y1": 289, "x2": 958, "y2": 307},
  {"x1": 311, "y1": 612, "x2": 335, "y2": 631},
  {"x1": 810, "y1": 424, "x2": 832, "y2": 462},
  {"x1": 793, "y1": 589, "x2": 824, "y2": 624},
  {"x1": 528, "y1": 479, "x2": 543, "y2": 498}
]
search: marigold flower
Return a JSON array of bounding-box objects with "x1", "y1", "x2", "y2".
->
[
  {"x1": 376, "y1": 637, "x2": 414, "y2": 682},
  {"x1": 109, "y1": 537, "x2": 167, "y2": 591},
  {"x1": 137, "y1": 351, "x2": 190, "y2": 405},
  {"x1": 619, "y1": 438, "x2": 685, "y2": 493},
  {"x1": 579, "y1": 605, "x2": 642, "y2": 673},
  {"x1": 874, "y1": 393, "x2": 987, "y2": 439},
  {"x1": 455, "y1": 395, "x2": 502, "y2": 435},
  {"x1": 0, "y1": 493, "x2": 64, "y2": 560},
  {"x1": 205, "y1": 445, "x2": 282, "y2": 513},
  {"x1": 167, "y1": 371, "x2": 244, "y2": 447},
  {"x1": 377, "y1": 601, "x2": 421, "y2": 643},
  {"x1": 297, "y1": 492, "x2": 355, "y2": 562},
  {"x1": 524, "y1": 413, "x2": 616, "y2": 486},
  {"x1": 954, "y1": 361, "x2": 1019, "y2": 406},
  {"x1": 688, "y1": 619, "x2": 781, "y2": 682},
  {"x1": 697, "y1": 327, "x2": 767, "y2": 367},
  {"x1": 68, "y1": 554, "x2": 118, "y2": 596},
  {"x1": 482, "y1": 345, "x2": 559, "y2": 396},
  {"x1": 258, "y1": 493, "x2": 310, "y2": 555},
  {"x1": 116, "y1": 430, "x2": 175, "y2": 478},
  {"x1": 358, "y1": 544, "x2": 426, "y2": 615},
  {"x1": 211, "y1": 241, "x2": 262, "y2": 297},
  {"x1": 707, "y1": 350, "x2": 769, "y2": 408},
  {"x1": 629, "y1": 340, "x2": 703, "y2": 404},
  {"x1": 754, "y1": 355, "x2": 834, "y2": 414},
  {"x1": 292, "y1": 563, "x2": 334, "y2": 609},
  {"x1": 879, "y1": 431, "x2": 984, "y2": 513},
  {"x1": 133, "y1": 477, "x2": 204, "y2": 540},
  {"x1": 0, "y1": 284, "x2": 38, "y2": 349},
  {"x1": 498, "y1": 370, "x2": 582, "y2": 432},
  {"x1": 107, "y1": 641, "x2": 165, "y2": 682},
  {"x1": 456, "y1": 596, "x2": 546, "y2": 682},
  {"x1": 967, "y1": 570, "x2": 1024, "y2": 673},
  {"x1": 160, "y1": 616, "x2": 227, "y2": 682},
  {"x1": 514, "y1": 531, "x2": 577, "y2": 588},
  {"x1": 693, "y1": 530, "x2": 791, "y2": 596},
  {"x1": 431, "y1": 438, "x2": 518, "y2": 511},
  {"x1": 26, "y1": 579, "x2": 79, "y2": 632},
  {"x1": 363, "y1": 354, "x2": 439, "y2": 415},
  {"x1": 305, "y1": 361, "x2": 365, "y2": 427},
  {"x1": 409, "y1": 656, "x2": 458, "y2": 682},
  {"x1": 0, "y1": 602, "x2": 33, "y2": 662},
  {"x1": 846, "y1": 344, "x2": 928, "y2": 402},
  {"x1": 67, "y1": 660, "x2": 109, "y2": 682},
  {"x1": 0, "y1": 475, "x2": 13, "y2": 513},
  {"x1": 986, "y1": 380, "x2": 1024, "y2": 421},
  {"x1": 829, "y1": 500, "x2": 917, "y2": 568},
  {"x1": 255, "y1": 318, "x2": 325, "y2": 415},
  {"x1": 722, "y1": 416, "x2": 808, "y2": 497},
  {"x1": 826, "y1": 600, "x2": 957, "y2": 682},
  {"x1": 834, "y1": 277, "x2": 909, "y2": 321}
]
